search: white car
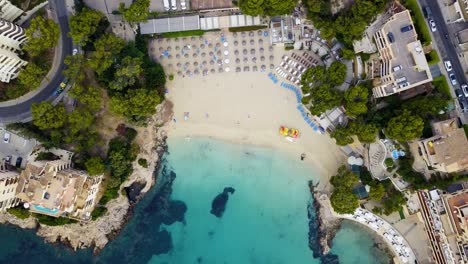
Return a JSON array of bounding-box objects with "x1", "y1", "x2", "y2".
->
[
  {"x1": 393, "y1": 65, "x2": 402, "y2": 72},
  {"x1": 444, "y1": 60, "x2": 452, "y2": 72},
  {"x1": 461, "y1": 84, "x2": 468, "y2": 97},
  {"x1": 72, "y1": 48, "x2": 78, "y2": 55},
  {"x1": 449, "y1": 73, "x2": 457, "y2": 85},
  {"x1": 3, "y1": 132, "x2": 10, "y2": 143},
  {"x1": 180, "y1": 0, "x2": 186, "y2": 9},
  {"x1": 429, "y1": 19, "x2": 436, "y2": 32}
]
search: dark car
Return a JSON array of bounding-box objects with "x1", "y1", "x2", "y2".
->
[
  {"x1": 15, "y1": 157, "x2": 22, "y2": 168},
  {"x1": 387, "y1": 32, "x2": 395, "y2": 43},
  {"x1": 455, "y1": 89, "x2": 463, "y2": 98},
  {"x1": 400, "y1": 25, "x2": 414, "y2": 32},
  {"x1": 460, "y1": 100, "x2": 468, "y2": 112}
]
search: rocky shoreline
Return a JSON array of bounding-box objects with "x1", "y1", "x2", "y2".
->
[{"x1": 0, "y1": 101, "x2": 173, "y2": 254}]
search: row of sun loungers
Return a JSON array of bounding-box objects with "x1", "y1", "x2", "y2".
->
[
  {"x1": 297, "y1": 105, "x2": 322, "y2": 133},
  {"x1": 281, "y1": 82, "x2": 302, "y2": 103}
]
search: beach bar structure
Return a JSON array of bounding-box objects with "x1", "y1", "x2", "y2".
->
[
  {"x1": 140, "y1": 15, "x2": 200, "y2": 34},
  {"x1": 199, "y1": 15, "x2": 262, "y2": 30}
]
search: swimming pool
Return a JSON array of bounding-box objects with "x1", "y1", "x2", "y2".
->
[
  {"x1": 33, "y1": 205, "x2": 59, "y2": 214},
  {"x1": 391, "y1": 150, "x2": 406, "y2": 159}
]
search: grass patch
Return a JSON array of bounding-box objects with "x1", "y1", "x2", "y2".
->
[
  {"x1": 7, "y1": 207, "x2": 31, "y2": 219},
  {"x1": 33, "y1": 214, "x2": 77, "y2": 226},
  {"x1": 399, "y1": 208, "x2": 406, "y2": 220},
  {"x1": 161, "y1": 30, "x2": 205, "y2": 38},
  {"x1": 401, "y1": 0, "x2": 432, "y2": 46},
  {"x1": 228, "y1": 25, "x2": 268, "y2": 32},
  {"x1": 463, "y1": 124, "x2": 468, "y2": 138},
  {"x1": 425, "y1": 50, "x2": 440, "y2": 65},
  {"x1": 91, "y1": 207, "x2": 108, "y2": 220},
  {"x1": 432, "y1": 75, "x2": 451, "y2": 99}
]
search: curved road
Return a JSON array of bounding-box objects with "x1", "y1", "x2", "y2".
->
[{"x1": 0, "y1": 0, "x2": 72, "y2": 124}]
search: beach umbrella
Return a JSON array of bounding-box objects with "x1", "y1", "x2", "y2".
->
[
  {"x1": 203, "y1": 69, "x2": 208, "y2": 75},
  {"x1": 210, "y1": 68, "x2": 216, "y2": 73},
  {"x1": 223, "y1": 42, "x2": 228, "y2": 47},
  {"x1": 158, "y1": 39, "x2": 163, "y2": 43},
  {"x1": 175, "y1": 38, "x2": 179, "y2": 42},
  {"x1": 216, "y1": 50, "x2": 221, "y2": 56},
  {"x1": 208, "y1": 43, "x2": 213, "y2": 48},
  {"x1": 258, "y1": 39, "x2": 263, "y2": 44},
  {"x1": 201, "y1": 44, "x2": 205, "y2": 49},
  {"x1": 159, "y1": 47, "x2": 164, "y2": 52},
  {"x1": 184, "y1": 53, "x2": 189, "y2": 58},
  {"x1": 243, "y1": 49, "x2": 247, "y2": 55},
  {"x1": 201, "y1": 52, "x2": 206, "y2": 57},
  {"x1": 194, "y1": 69, "x2": 200, "y2": 75},
  {"x1": 260, "y1": 56, "x2": 265, "y2": 61},
  {"x1": 253, "y1": 65, "x2": 258, "y2": 71},
  {"x1": 224, "y1": 50, "x2": 229, "y2": 56},
  {"x1": 175, "y1": 46, "x2": 180, "y2": 50},
  {"x1": 224, "y1": 58, "x2": 230, "y2": 64},
  {"x1": 225, "y1": 67, "x2": 230, "y2": 72},
  {"x1": 185, "y1": 62, "x2": 190, "y2": 67},
  {"x1": 250, "y1": 39, "x2": 255, "y2": 45},
  {"x1": 167, "y1": 47, "x2": 172, "y2": 51},
  {"x1": 209, "y1": 51, "x2": 214, "y2": 56},
  {"x1": 186, "y1": 70, "x2": 192, "y2": 75},
  {"x1": 236, "y1": 58, "x2": 240, "y2": 63},
  {"x1": 210, "y1": 60, "x2": 215, "y2": 65},
  {"x1": 269, "y1": 46, "x2": 273, "y2": 52},
  {"x1": 168, "y1": 55, "x2": 173, "y2": 59},
  {"x1": 250, "y1": 49, "x2": 255, "y2": 55},
  {"x1": 242, "y1": 40, "x2": 246, "y2": 46},
  {"x1": 249, "y1": 31, "x2": 254, "y2": 37},
  {"x1": 199, "y1": 36, "x2": 203, "y2": 40},
  {"x1": 193, "y1": 53, "x2": 198, "y2": 58},
  {"x1": 216, "y1": 42, "x2": 221, "y2": 48},
  {"x1": 234, "y1": 50, "x2": 239, "y2": 55},
  {"x1": 177, "y1": 62, "x2": 181, "y2": 67},
  {"x1": 202, "y1": 61, "x2": 207, "y2": 66},
  {"x1": 177, "y1": 71, "x2": 182, "y2": 76},
  {"x1": 217, "y1": 59, "x2": 223, "y2": 65},
  {"x1": 191, "y1": 37, "x2": 196, "y2": 41},
  {"x1": 269, "y1": 64, "x2": 274, "y2": 69},
  {"x1": 234, "y1": 40, "x2": 239, "y2": 46},
  {"x1": 159, "y1": 55, "x2": 164, "y2": 60},
  {"x1": 168, "y1": 63, "x2": 173, "y2": 68},
  {"x1": 218, "y1": 67, "x2": 223, "y2": 73},
  {"x1": 261, "y1": 65, "x2": 266, "y2": 70},
  {"x1": 236, "y1": 67, "x2": 241, "y2": 72},
  {"x1": 259, "y1": 47, "x2": 264, "y2": 53},
  {"x1": 194, "y1": 61, "x2": 199, "y2": 66},
  {"x1": 269, "y1": 55, "x2": 274, "y2": 60},
  {"x1": 257, "y1": 30, "x2": 262, "y2": 36},
  {"x1": 233, "y1": 32, "x2": 238, "y2": 38},
  {"x1": 243, "y1": 57, "x2": 248, "y2": 63},
  {"x1": 252, "y1": 57, "x2": 257, "y2": 63},
  {"x1": 244, "y1": 66, "x2": 250, "y2": 71},
  {"x1": 241, "y1": 32, "x2": 246, "y2": 38}
]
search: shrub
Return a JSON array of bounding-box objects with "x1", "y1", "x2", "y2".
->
[
  {"x1": 34, "y1": 214, "x2": 77, "y2": 226},
  {"x1": 168, "y1": 74, "x2": 174, "y2": 81},
  {"x1": 124, "y1": 127, "x2": 138, "y2": 142},
  {"x1": 35, "y1": 152, "x2": 58, "y2": 161},
  {"x1": 384, "y1": 158, "x2": 394, "y2": 168},
  {"x1": 432, "y1": 76, "x2": 451, "y2": 99},
  {"x1": 91, "y1": 207, "x2": 108, "y2": 220},
  {"x1": 228, "y1": 25, "x2": 268, "y2": 32},
  {"x1": 161, "y1": 30, "x2": 205, "y2": 38},
  {"x1": 138, "y1": 158, "x2": 148, "y2": 168},
  {"x1": 425, "y1": 50, "x2": 440, "y2": 65},
  {"x1": 7, "y1": 207, "x2": 31, "y2": 219}
]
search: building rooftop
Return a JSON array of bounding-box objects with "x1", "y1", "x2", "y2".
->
[
  {"x1": 458, "y1": 28, "x2": 468, "y2": 44},
  {"x1": 140, "y1": 15, "x2": 200, "y2": 34},
  {"x1": 446, "y1": 191, "x2": 468, "y2": 236},
  {"x1": 432, "y1": 118, "x2": 459, "y2": 136}
]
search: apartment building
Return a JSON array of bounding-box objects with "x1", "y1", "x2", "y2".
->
[
  {"x1": 454, "y1": 0, "x2": 468, "y2": 22},
  {"x1": 417, "y1": 118, "x2": 468, "y2": 173},
  {"x1": 15, "y1": 150, "x2": 103, "y2": 221},
  {"x1": 372, "y1": 10, "x2": 432, "y2": 98},
  {"x1": 0, "y1": 0, "x2": 23, "y2": 22},
  {"x1": 0, "y1": 161, "x2": 21, "y2": 211},
  {"x1": 0, "y1": 47, "x2": 27, "y2": 82}
]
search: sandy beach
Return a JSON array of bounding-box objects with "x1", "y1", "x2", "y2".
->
[{"x1": 165, "y1": 71, "x2": 345, "y2": 184}]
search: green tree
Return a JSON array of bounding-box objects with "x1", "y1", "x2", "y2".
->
[
  {"x1": 330, "y1": 166, "x2": 360, "y2": 188},
  {"x1": 264, "y1": 0, "x2": 297, "y2": 16},
  {"x1": 403, "y1": 95, "x2": 448, "y2": 118},
  {"x1": 110, "y1": 89, "x2": 161, "y2": 119},
  {"x1": 330, "y1": 125, "x2": 354, "y2": 146},
  {"x1": 89, "y1": 33, "x2": 126, "y2": 74},
  {"x1": 31, "y1": 102, "x2": 66, "y2": 130},
  {"x1": 17, "y1": 63, "x2": 47, "y2": 89},
  {"x1": 301, "y1": 66, "x2": 327, "y2": 87},
  {"x1": 239, "y1": 0, "x2": 265, "y2": 16},
  {"x1": 64, "y1": 54, "x2": 86, "y2": 82},
  {"x1": 68, "y1": 84, "x2": 102, "y2": 111},
  {"x1": 109, "y1": 56, "x2": 143, "y2": 91},
  {"x1": 330, "y1": 188, "x2": 359, "y2": 214},
  {"x1": 119, "y1": 0, "x2": 150, "y2": 23},
  {"x1": 385, "y1": 110, "x2": 424, "y2": 142},
  {"x1": 66, "y1": 108, "x2": 95, "y2": 135},
  {"x1": 327, "y1": 61, "x2": 347, "y2": 86},
  {"x1": 308, "y1": 84, "x2": 343, "y2": 115},
  {"x1": 344, "y1": 85, "x2": 369, "y2": 117},
  {"x1": 85, "y1": 157, "x2": 105, "y2": 176},
  {"x1": 24, "y1": 16, "x2": 60, "y2": 56},
  {"x1": 69, "y1": 8, "x2": 104, "y2": 44},
  {"x1": 348, "y1": 120, "x2": 378, "y2": 144},
  {"x1": 369, "y1": 183, "x2": 385, "y2": 201}
]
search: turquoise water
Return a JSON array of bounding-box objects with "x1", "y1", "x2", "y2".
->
[{"x1": 0, "y1": 137, "x2": 391, "y2": 264}]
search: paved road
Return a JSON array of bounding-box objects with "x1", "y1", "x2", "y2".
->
[
  {"x1": 0, "y1": 0, "x2": 72, "y2": 124},
  {"x1": 417, "y1": 0, "x2": 468, "y2": 114}
]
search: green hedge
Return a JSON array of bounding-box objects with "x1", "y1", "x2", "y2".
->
[
  {"x1": 161, "y1": 30, "x2": 205, "y2": 38},
  {"x1": 34, "y1": 214, "x2": 77, "y2": 226},
  {"x1": 7, "y1": 207, "x2": 30, "y2": 219},
  {"x1": 228, "y1": 25, "x2": 268, "y2": 32},
  {"x1": 401, "y1": 0, "x2": 432, "y2": 46},
  {"x1": 432, "y1": 75, "x2": 451, "y2": 99},
  {"x1": 91, "y1": 207, "x2": 108, "y2": 220},
  {"x1": 425, "y1": 50, "x2": 440, "y2": 65}
]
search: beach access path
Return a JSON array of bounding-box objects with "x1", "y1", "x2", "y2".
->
[{"x1": 165, "y1": 70, "x2": 345, "y2": 183}]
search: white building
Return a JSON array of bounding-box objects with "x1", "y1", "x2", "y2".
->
[
  {"x1": 0, "y1": 0, "x2": 23, "y2": 22},
  {"x1": 0, "y1": 48, "x2": 27, "y2": 82},
  {"x1": 0, "y1": 161, "x2": 20, "y2": 211},
  {"x1": 0, "y1": 19, "x2": 27, "y2": 51}
]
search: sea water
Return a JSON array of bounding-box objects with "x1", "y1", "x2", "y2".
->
[{"x1": 0, "y1": 137, "x2": 391, "y2": 264}]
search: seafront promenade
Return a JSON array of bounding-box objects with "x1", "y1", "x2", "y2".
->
[{"x1": 318, "y1": 194, "x2": 416, "y2": 264}]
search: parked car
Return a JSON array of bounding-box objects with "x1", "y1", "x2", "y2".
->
[
  {"x1": 449, "y1": 73, "x2": 457, "y2": 85},
  {"x1": 72, "y1": 48, "x2": 78, "y2": 55},
  {"x1": 460, "y1": 100, "x2": 468, "y2": 112},
  {"x1": 455, "y1": 89, "x2": 464, "y2": 98},
  {"x1": 429, "y1": 20, "x2": 436, "y2": 32},
  {"x1": 3, "y1": 132, "x2": 10, "y2": 143},
  {"x1": 171, "y1": 0, "x2": 177, "y2": 10},
  {"x1": 387, "y1": 32, "x2": 395, "y2": 43},
  {"x1": 444, "y1": 33, "x2": 449, "y2": 39},
  {"x1": 444, "y1": 60, "x2": 452, "y2": 71},
  {"x1": 399, "y1": 82, "x2": 410, "y2": 88},
  {"x1": 4, "y1": 155, "x2": 11, "y2": 163},
  {"x1": 393, "y1": 65, "x2": 402, "y2": 72},
  {"x1": 400, "y1": 25, "x2": 413, "y2": 32},
  {"x1": 15, "y1": 157, "x2": 22, "y2": 168},
  {"x1": 180, "y1": 0, "x2": 186, "y2": 10},
  {"x1": 461, "y1": 84, "x2": 468, "y2": 97},
  {"x1": 423, "y1": 6, "x2": 432, "y2": 18},
  {"x1": 396, "y1": 77, "x2": 407, "y2": 83}
]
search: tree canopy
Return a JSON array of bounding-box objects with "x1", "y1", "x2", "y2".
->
[
  {"x1": 109, "y1": 56, "x2": 144, "y2": 91},
  {"x1": 344, "y1": 85, "x2": 369, "y2": 117},
  {"x1": 85, "y1": 157, "x2": 106, "y2": 176},
  {"x1": 385, "y1": 110, "x2": 424, "y2": 142},
  {"x1": 24, "y1": 16, "x2": 60, "y2": 56},
  {"x1": 119, "y1": 0, "x2": 150, "y2": 23},
  {"x1": 330, "y1": 166, "x2": 360, "y2": 214},
  {"x1": 69, "y1": 8, "x2": 104, "y2": 44},
  {"x1": 31, "y1": 102, "x2": 67, "y2": 130},
  {"x1": 88, "y1": 33, "x2": 126, "y2": 74},
  {"x1": 17, "y1": 63, "x2": 47, "y2": 89},
  {"x1": 369, "y1": 183, "x2": 385, "y2": 201},
  {"x1": 239, "y1": 0, "x2": 297, "y2": 16},
  {"x1": 110, "y1": 89, "x2": 161, "y2": 119}
]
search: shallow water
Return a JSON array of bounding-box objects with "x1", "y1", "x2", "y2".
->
[{"x1": 0, "y1": 137, "x2": 391, "y2": 264}]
